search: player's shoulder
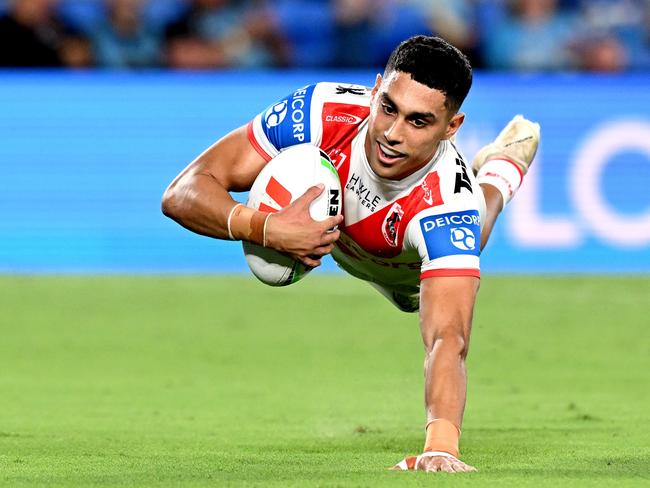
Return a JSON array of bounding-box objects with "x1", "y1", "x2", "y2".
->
[
  {"x1": 402, "y1": 145, "x2": 483, "y2": 258},
  {"x1": 312, "y1": 82, "x2": 372, "y2": 105},
  {"x1": 404, "y1": 140, "x2": 486, "y2": 249},
  {"x1": 434, "y1": 140, "x2": 480, "y2": 205},
  {"x1": 251, "y1": 81, "x2": 371, "y2": 153},
  {"x1": 400, "y1": 140, "x2": 483, "y2": 232},
  {"x1": 265, "y1": 81, "x2": 371, "y2": 103},
  {"x1": 397, "y1": 140, "x2": 475, "y2": 209},
  {"x1": 278, "y1": 82, "x2": 371, "y2": 107}
]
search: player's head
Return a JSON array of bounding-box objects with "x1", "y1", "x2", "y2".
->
[
  {"x1": 365, "y1": 35, "x2": 472, "y2": 180},
  {"x1": 384, "y1": 35, "x2": 472, "y2": 114}
]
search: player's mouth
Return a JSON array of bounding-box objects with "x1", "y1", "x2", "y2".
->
[{"x1": 376, "y1": 142, "x2": 406, "y2": 165}]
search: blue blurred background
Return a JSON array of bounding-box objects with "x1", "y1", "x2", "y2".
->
[
  {"x1": 2, "y1": 71, "x2": 649, "y2": 273},
  {"x1": 2, "y1": 0, "x2": 650, "y2": 71},
  {"x1": 1, "y1": 0, "x2": 649, "y2": 273}
]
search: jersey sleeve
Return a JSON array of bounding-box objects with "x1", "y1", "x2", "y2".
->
[
  {"x1": 247, "y1": 84, "x2": 320, "y2": 161},
  {"x1": 404, "y1": 198, "x2": 482, "y2": 280}
]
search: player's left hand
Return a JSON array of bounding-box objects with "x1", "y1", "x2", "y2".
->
[
  {"x1": 392, "y1": 451, "x2": 477, "y2": 473},
  {"x1": 264, "y1": 184, "x2": 343, "y2": 267}
]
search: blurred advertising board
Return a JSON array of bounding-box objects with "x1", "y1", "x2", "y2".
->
[{"x1": 0, "y1": 72, "x2": 648, "y2": 273}]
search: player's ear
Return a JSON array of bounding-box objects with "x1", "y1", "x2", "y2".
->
[
  {"x1": 370, "y1": 73, "x2": 382, "y2": 98},
  {"x1": 444, "y1": 112, "x2": 465, "y2": 140}
]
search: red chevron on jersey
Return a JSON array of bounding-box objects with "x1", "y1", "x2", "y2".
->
[
  {"x1": 342, "y1": 172, "x2": 443, "y2": 258},
  {"x1": 321, "y1": 102, "x2": 368, "y2": 185}
]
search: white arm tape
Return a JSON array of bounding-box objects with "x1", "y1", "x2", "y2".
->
[{"x1": 227, "y1": 203, "x2": 244, "y2": 240}]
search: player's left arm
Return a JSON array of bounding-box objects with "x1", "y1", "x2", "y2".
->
[
  {"x1": 417, "y1": 275, "x2": 479, "y2": 473},
  {"x1": 393, "y1": 275, "x2": 479, "y2": 473}
]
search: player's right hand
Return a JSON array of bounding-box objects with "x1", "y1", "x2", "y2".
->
[
  {"x1": 264, "y1": 184, "x2": 343, "y2": 267},
  {"x1": 392, "y1": 452, "x2": 477, "y2": 473}
]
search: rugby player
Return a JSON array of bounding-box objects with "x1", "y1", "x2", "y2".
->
[{"x1": 162, "y1": 35, "x2": 540, "y2": 473}]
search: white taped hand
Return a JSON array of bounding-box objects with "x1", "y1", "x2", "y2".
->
[{"x1": 393, "y1": 451, "x2": 477, "y2": 473}]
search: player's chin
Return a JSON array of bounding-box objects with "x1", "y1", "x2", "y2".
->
[
  {"x1": 369, "y1": 155, "x2": 401, "y2": 177},
  {"x1": 371, "y1": 162, "x2": 408, "y2": 180}
]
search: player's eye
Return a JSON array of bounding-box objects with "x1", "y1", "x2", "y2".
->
[
  {"x1": 411, "y1": 119, "x2": 427, "y2": 128},
  {"x1": 381, "y1": 103, "x2": 396, "y2": 115}
]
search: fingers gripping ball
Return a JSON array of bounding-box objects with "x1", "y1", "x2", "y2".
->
[{"x1": 242, "y1": 144, "x2": 342, "y2": 286}]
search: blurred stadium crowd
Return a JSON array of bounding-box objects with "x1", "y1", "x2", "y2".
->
[{"x1": 1, "y1": 0, "x2": 649, "y2": 71}]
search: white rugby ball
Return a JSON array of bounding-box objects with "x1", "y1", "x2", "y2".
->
[{"x1": 242, "y1": 144, "x2": 342, "y2": 286}]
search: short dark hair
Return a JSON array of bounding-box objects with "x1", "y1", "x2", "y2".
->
[{"x1": 384, "y1": 35, "x2": 472, "y2": 114}]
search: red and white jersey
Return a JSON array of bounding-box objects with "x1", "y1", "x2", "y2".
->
[{"x1": 247, "y1": 82, "x2": 485, "y2": 289}]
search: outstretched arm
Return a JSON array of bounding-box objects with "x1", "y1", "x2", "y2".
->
[
  {"x1": 393, "y1": 276, "x2": 479, "y2": 473},
  {"x1": 396, "y1": 116, "x2": 539, "y2": 473},
  {"x1": 417, "y1": 276, "x2": 479, "y2": 472}
]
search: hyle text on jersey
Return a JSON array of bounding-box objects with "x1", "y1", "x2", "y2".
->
[{"x1": 346, "y1": 172, "x2": 382, "y2": 211}]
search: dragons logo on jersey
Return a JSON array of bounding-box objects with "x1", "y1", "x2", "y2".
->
[{"x1": 382, "y1": 203, "x2": 404, "y2": 247}]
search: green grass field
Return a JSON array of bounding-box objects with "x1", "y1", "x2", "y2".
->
[{"x1": 1, "y1": 275, "x2": 649, "y2": 487}]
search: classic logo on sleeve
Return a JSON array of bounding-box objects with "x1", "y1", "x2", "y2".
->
[
  {"x1": 261, "y1": 85, "x2": 315, "y2": 150},
  {"x1": 419, "y1": 210, "x2": 481, "y2": 259}
]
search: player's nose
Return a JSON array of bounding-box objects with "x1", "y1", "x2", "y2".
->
[{"x1": 384, "y1": 119, "x2": 405, "y2": 144}]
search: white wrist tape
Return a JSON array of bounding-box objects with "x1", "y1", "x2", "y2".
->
[
  {"x1": 476, "y1": 158, "x2": 523, "y2": 209},
  {"x1": 394, "y1": 458, "x2": 410, "y2": 470},
  {"x1": 227, "y1": 203, "x2": 244, "y2": 240},
  {"x1": 394, "y1": 451, "x2": 459, "y2": 471},
  {"x1": 415, "y1": 451, "x2": 458, "y2": 470},
  {"x1": 262, "y1": 213, "x2": 272, "y2": 247}
]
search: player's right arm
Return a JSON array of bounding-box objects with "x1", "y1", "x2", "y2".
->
[
  {"x1": 161, "y1": 125, "x2": 342, "y2": 267},
  {"x1": 162, "y1": 125, "x2": 264, "y2": 240}
]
